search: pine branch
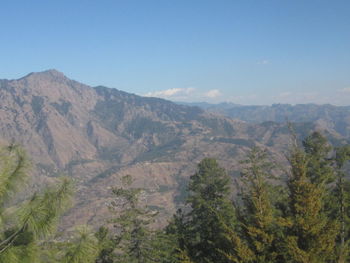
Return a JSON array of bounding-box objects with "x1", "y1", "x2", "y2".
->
[{"x1": 0, "y1": 217, "x2": 29, "y2": 254}]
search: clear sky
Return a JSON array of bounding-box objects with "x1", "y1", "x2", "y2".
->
[{"x1": 1, "y1": 0, "x2": 350, "y2": 105}]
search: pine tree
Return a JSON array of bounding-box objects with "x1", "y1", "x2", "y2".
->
[
  {"x1": 62, "y1": 226, "x2": 100, "y2": 263},
  {"x1": 333, "y1": 145, "x2": 350, "y2": 262},
  {"x1": 176, "y1": 249, "x2": 194, "y2": 263},
  {"x1": 147, "y1": 230, "x2": 179, "y2": 263},
  {"x1": 235, "y1": 147, "x2": 281, "y2": 263},
  {"x1": 183, "y1": 158, "x2": 236, "y2": 263},
  {"x1": 0, "y1": 144, "x2": 75, "y2": 262},
  {"x1": 283, "y1": 133, "x2": 339, "y2": 263},
  {"x1": 164, "y1": 209, "x2": 191, "y2": 263},
  {"x1": 95, "y1": 226, "x2": 116, "y2": 263},
  {"x1": 108, "y1": 175, "x2": 156, "y2": 263},
  {"x1": 219, "y1": 220, "x2": 255, "y2": 263}
]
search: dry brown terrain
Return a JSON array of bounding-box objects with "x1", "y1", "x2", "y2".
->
[{"x1": 1, "y1": 70, "x2": 348, "y2": 230}]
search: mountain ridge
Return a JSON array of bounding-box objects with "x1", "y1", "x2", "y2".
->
[
  {"x1": 181, "y1": 101, "x2": 350, "y2": 137},
  {"x1": 1, "y1": 70, "x2": 349, "y2": 229}
]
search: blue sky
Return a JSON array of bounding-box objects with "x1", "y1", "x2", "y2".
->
[{"x1": 1, "y1": 0, "x2": 350, "y2": 105}]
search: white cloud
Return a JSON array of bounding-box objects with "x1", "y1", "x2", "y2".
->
[
  {"x1": 145, "y1": 87, "x2": 195, "y2": 98},
  {"x1": 143, "y1": 87, "x2": 225, "y2": 102},
  {"x1": 204, "y1": 89, "x2": 222, "y2": 98},
  {"x1": 143, "y1": 86, "x2": 350, "y2": 106},
  {"x1": 184, "y1": 87, "x2": 196, "y2": 94}
]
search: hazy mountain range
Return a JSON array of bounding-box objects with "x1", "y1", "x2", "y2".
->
[
  {"x1": 1, "y1": 70, "x2": 349, "y2": 229},
  {"x1": 180, "y1": 102, "x2": 350, "y2": 137}
]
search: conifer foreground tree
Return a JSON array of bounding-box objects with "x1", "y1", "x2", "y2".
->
[
  {"x1": 235, "y1": 147, "x2": 282, "y2": 263},
  {"x1": 181, "y1": 158, "x2": 236, "y2": 263},
  {"x1": 103, "y1": 174, "x2": 167, "y2": 263},
  {"x1": 0, "y1": 144, "x2": 100, "y2": 263},
  {"x1": 0, "y1": 144, "x2": 73, "y2": 262},
  {"x1": 283, "y1": 132, "x2": 339, "y2": 263},
  {"x1": 165, "y1": 132, "x2": 350, "y2": 263},
  {"x1": 62, "y1": 226, "x2": 100, "y2": 263},
  {"x1": 333, "y1": 145, "x2": 350, "y2": 262}
]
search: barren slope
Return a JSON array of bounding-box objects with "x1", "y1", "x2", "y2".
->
[{"x1": 1, "y1": 70, "x2": 348, "y2": 229}]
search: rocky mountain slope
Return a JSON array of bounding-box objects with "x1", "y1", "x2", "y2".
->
[{"x1": 1, "y1": 70, "x2": 348, "y2": 229}]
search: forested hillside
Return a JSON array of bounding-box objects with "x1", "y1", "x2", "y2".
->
[{"x1": 2, "y1": 132, "x2": 350, "y2": 262}]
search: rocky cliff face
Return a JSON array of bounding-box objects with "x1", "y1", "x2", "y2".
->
[{"x1": 1, "y1": 70, "x2": 348, "y2": 229}]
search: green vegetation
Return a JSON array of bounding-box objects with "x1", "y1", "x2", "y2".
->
[
  {"x1": 95, "y1": 174, "x2": 175, "y2": 263},
  {"x1": 183, "y1": 158, "x2": 235, "y2": 262},
  {"x1": 0, "y1": 144, "x2": 101, "y2": 263},
  {"x1": 164, "y1": 131, "x2": 350, "y2": 263},
  {"x1": 2, "y1": 131, "x2": 350, "y2": 263}
]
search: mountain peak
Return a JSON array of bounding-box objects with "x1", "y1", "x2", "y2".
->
[
  {"x1": 21, "y1": 69, "x2": 68, "y2": 81},
  {"x1": 41, "y1": 69, "x2": 65, "y2": 77}
]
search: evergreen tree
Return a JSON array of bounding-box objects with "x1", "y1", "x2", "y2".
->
[
  {"x1": 283, "y1": 133, "x2": 339, "y2": 263},
  {"x1": 166, "y1": 133, "x2": 350, "y2": 263},
  {"x1": 219, "y1": 222, "x2": 255, "y2": 263},
  {"x1": 147, "y1": 230, "x2": 178, "y2": 263},
  {"x1": 63, "y1": 226, "x2": 100, "y2": 263},
  {"x1": 95, "y1": 226, "x2": 116, "y2": 263},
  {"x1": 235, "y1": 147, "x2": 281, "y2": 263},
  {"x1": 176, "y1": 249, "x2": 194, "y2": 263},
  {"x1": 0, "y1": 144, "x2": 74, "y2": 262},
  {"x1": 333, "y1": 145, "x2": 350, "y2": 262},
  {"x1": 183, "y1": 158, "x2": 235, "y2": 263},
  {"x1": 165, "y1": 209, "x2": 191, "y2": 263},
  {"x1": 108, "y1": 175, "x2": 157, "y2": 263},
  {"x1": 41, "y1": 226, "x2": 101, "y2": 263}
]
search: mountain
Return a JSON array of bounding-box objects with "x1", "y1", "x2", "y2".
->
[
  {"x1": 182, "y1": 102, "x2": 350, "y2": 137},
  {"x1": 1, "y1": 70, "x2": 348, "y2": 229}
]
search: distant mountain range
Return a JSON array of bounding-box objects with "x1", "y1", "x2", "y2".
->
[
  {"x1": 180, "y1": 102, "x2": 350, "y2": 137},
  {"x1": 1, "y1": 70, "x2": 349, "y2": 229}
]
